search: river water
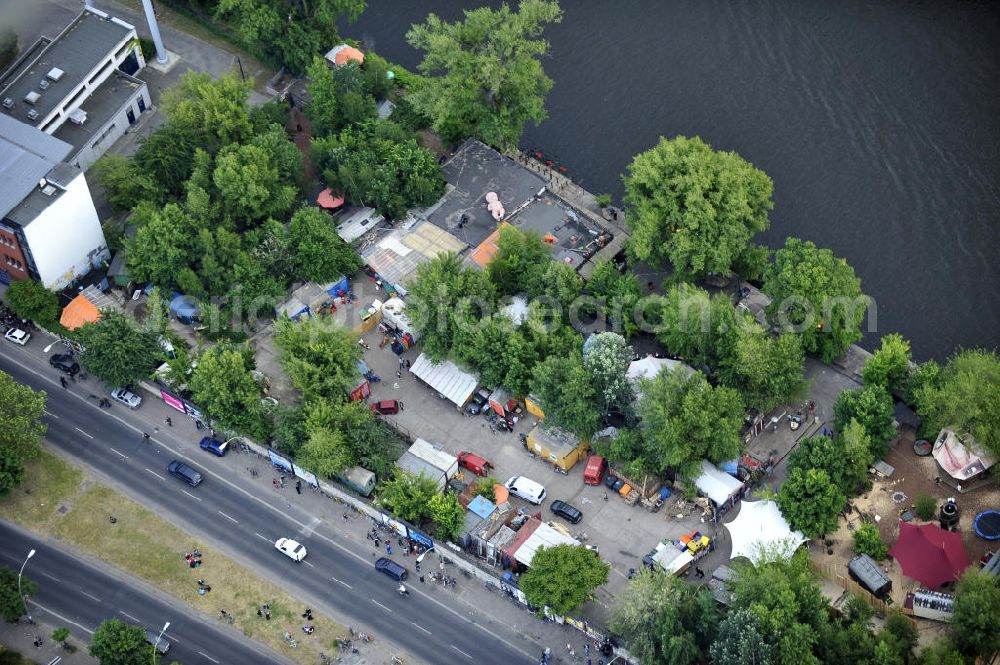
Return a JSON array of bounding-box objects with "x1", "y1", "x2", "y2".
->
[{"x1": 344, "y1": 1, "x2": 1000, "y2": 361}]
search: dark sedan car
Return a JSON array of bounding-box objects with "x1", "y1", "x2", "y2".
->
[
  {"x1": 375, "y1": 557, "x2": 408, "y2": 580},
  {"x1": 550, "y1": 499, "x2": 583, "y2": 524},
  {"x1": 198, "y1": 437, "x2": 229, "y2": 457},
  {"x1": 49, "y1": 353, "x2": 79, "y2": 375}
]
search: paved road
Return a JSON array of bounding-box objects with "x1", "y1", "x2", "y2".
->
[
  {"x1": 0, "y1": 520, "x2": 285, "y2": 665},
  {"x1": 0, "y1": 346, "x2": 537, "y2": 665}
]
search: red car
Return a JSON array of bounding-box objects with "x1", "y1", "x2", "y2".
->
[
  {"x1": 458, "y1": 451, "x2": 494, "y2": 477},
  {"x1": 370, "y1": 400, "x2": 400, "y2": 415}
]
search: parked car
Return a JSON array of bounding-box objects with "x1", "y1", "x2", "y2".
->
[
  {"x1": 505, "y1": 476, "x2": 546, "y2": 505},
  {"x1": 166, "y1": 460, "x2": 203, "y2": 487},
  {"x1": 458, "y1": 451, "x2": 494, "y2": 477},
  {"x1": 4, "y1": 328, "x2": 30, "y2": 345},
  {"x1": 370, "y1": 400, "x2": 400, "y2": 415},
  {"x1": 275, "y1": 538, "x2": 307, "y2": 561},
  {"x1": 583, "y1": 455, "x2": 607, "y2": 485},
  {"x1": 111, "y1": 387, "x2": 142, "y2": 409},
  {"x1": 550, "y1": 499, "x2": 583, "y2": 524},
  {"x1": 49, "y1": 353, "x2": 79, "y2": 375},
  {"x1": 198, "y1": 437, "x2": 228, "y2": 457},
  {"x1": 375, "y1": 557, "x2": 408, "y2": 580},
  {"x1": 464, "y1": 389, "x2": 491, "y2": 415},
  {"x1": 144, "y1": 630, "x2": 170, "y2": 655}
]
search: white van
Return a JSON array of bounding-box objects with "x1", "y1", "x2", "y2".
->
[{"x1": 505, "y1": 476, "x2": 546, "y2": 505}]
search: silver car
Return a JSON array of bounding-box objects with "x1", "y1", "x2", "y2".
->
[
  {"x1": 4, "y1": 328, "x2": 30, "y2": 345},
  {"x1": 111, "y1": 387, "x2": 142, "y2": 409}
]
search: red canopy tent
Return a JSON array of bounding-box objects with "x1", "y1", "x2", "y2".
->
[
  {"x1": 889, "y1": 522, "x2": 971, "y2": 589},
  {"x1": 316, "y1": 188, "x2": 345, "y2": 209}
]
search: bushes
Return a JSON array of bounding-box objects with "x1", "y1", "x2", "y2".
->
[
  {"x1": 915, "y1": 494, "x2": 937, "y2": 521},
  {"x1": 852, "y1": 522, "x2": 888, "y2": 561}
]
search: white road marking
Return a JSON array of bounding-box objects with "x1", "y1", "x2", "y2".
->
[
  {"x1": 44, "y1": 409, "x2": 59, "y2": 419},
  {"x1": 411, "y1": 622, "x2": 432, "y2": 635},
  {"x1": 182, "y1": 490, "x2": 202, "y2": 502},
  {"x1": 371, "y1": 599, "x2": 391, "y2": 613},
  {"x1": 1, "y1": 353, "x2": 536, "y2": 661},
  {"x1": 303, "y1": 560, "x2": 315, "y2": 568},
  {"x1": 119, "y1": 610, "x2": 140, "y2": 622},
  {"x1": 197, "y1": 652, "x2": 220, "y2": 664},
  {"x1": 145, "y1": 468, "x2": 165, "y2": 480},
  {"x1": 27, "y1": 600, "x2": 93, "y2": 634},
  {"x1": 451, "y1": 645, "x2": 473, "y2": 659},
  {"x1": 217, "y1": 510, "x2": 238, "y2": 524},
  {"x1": 297, "y1": 517, "x2": 322, "y2": 539},
  {"x1": 334, "y1": 578, "x2": 352, "y2": 589},
  {"x1": 254, "y1": 532, "x2": 271, "y2": 542},
  {"x1": 109, "y1": 447, "x2": 127, "y2": 459},
  {"x1": 74, "y1": 427, "x2": 93, "y2": 439},
  {"x1": 41, "y1": 572, "x2": 60, "y2": 582},
  {"x1": 80, "y1": 590, "x2": 102, "y2": 603}
]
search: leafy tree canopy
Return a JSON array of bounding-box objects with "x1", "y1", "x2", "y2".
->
[
  {"x1": 305, "y1": 58, "x2": 379, "y2": 137},
  {"x1": 852, "y1": 522, "x2": 889, "y2": 561},
  {"x1": 520, "y1": 544, "x2": 609, "y2": 616},
  {"x1": 486, "y1": 225, "x2": 551, "y2": 296},
  {"x1": 778, "y1": 467, "x2": 845, "y2": 538},
  {"x1": 213, "y1": 142, "x2": 298, "y2": 228},
  {"x1": 949, "y1": 569, "x2": 1000, "y2": 661},
  {"x1": 586, "y1": 259, "x2": 642, "y2": 339},
  {"x1": 623, "y1": 135, "x2": 774, "y2": 280},
  {"x1": 0, "y1": 566, "x2": 37, "y2": 623},
  {"x1": 718, "y1": 320, "x2": 806, "y2": 413},
  {"x1": 428, "y1": 492, "x2": 465, "y2": 542},
  {"x1": 405, "y1": 0, "x2": 563, "y2": 149},
  {"x1": 274, "y1": 314, "x2": 362, "y2": 403},
  {"x1": 531, "y1": 354, "x2": 600, "y2": 440},
  {"x1": 861, "y1": 333, "x2": 912, "y2": 393},
  {"x1": 377, "y1": 472, "x2": 437, "y2": 524},
  {"x1": 76, "y1": 311, "x2": 163, "y2": 388},
  {"x1": 833, "y1": 384, "x2": 896, "y2": 458},
  {"x1": 0, "y1": 370, "x2": 46, "y2": 497},
  {"x1": 88, "y1": 618, "x2": 149, "y2": 665},
  {"x1": 654, "y1": 282, "x2": 738, "y2": 371},
  {"x1": 287, "y1": 206, "x2": 361, "y2": 283},
  {"x1": 188, "y1": 343, "x2": 268, "y2": 440},
  {"x1": 763, "y1": 237, "x2": 868, "y2": 363},
  {"x1": 161, "y1": 71, "x2": 253, "y2": 153},
  {"x1": 788, "y1": 431, "x2": 867, "y2": 498},
  {"x1": 5, "y1": 280, "x2": 59, "y2": 328},
  {"x1": 710, "y1": 607, "x2": 773, "y2": 665},
  {"x1": 92, "y1": 153, "x2": 162, "y2": 211},
  {"x1": 582, "y1": 332, "x2": 635, "y2": 418}
]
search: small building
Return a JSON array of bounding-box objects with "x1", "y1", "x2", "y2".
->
[
  {"x1": 334, "y1": 206, "x2": 384, "y2": 244},
  {"x1": 360, "y1": 220, "x2": 465, "y2": 292},
  {"x1": 693, "y1": 459, "x2": 745, "y2": 518},
  {"x1": 395, "y1": 439, "x2": 458, "y2": 492},
  {"x1": 338, "y1": 466, "x2": 376, "y2": 497},
  {"x1": 59, "y1": 284, "x2": 119, "y2": 329},
  {"x1": 848, "y1": 553, "x2": 892, "y2": 598},
  {"x1": 410, "y1": 353, "x2": 479, "y2": 409},
  {"x1": 502, "y1": 516, "x2": 580, "y2": 569},
  {"x1": 524, "y1": 425, "x2": 589, "y2": 472},
  {"x1": 932, "y1": 428, "x2": 996, "y2": 482},
  {"x1": 325, "y1": 44, "x2": 364, "y2": 66}
]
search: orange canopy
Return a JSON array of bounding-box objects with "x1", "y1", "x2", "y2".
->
[
  {"x1": 317, "y1": 188, "x2": 345, "y2": 209},
  {"x1": 334, "y1": 46, "x2": 364, "y2": 65},
  {"x1": 60, "y1": 293, "x2": 101, "y2": 330}
]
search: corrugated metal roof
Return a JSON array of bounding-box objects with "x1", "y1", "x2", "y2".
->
[
  {"x1": 0, "y1": 114, "x2": 72, "y2": 219},
  {"x1": 513, "y1": 520, "x2": 579, "y2": 567},
  {"x1": 410, "y1": 353, "x2": 478, "y2": 407}
]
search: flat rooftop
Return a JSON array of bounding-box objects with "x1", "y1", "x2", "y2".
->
[
  {"x1": 53, "y1": 70, "x2": 145, "y2": 155},
  {"x1": 0, "y1": 8, "x2": 133, "y2": 128},
  {"x1": 0, "y1": 113, "x2": 72, "y2": 220}
]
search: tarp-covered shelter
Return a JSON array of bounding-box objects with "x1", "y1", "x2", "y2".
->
[
  {"x1": 889, "y1": 522, "x2": 971, "y2": 589},
  {"x1": 316, "y1": 188, "x2": 344, "y2": 209},
  {"x1": 410, "y1": 353, "x2": 478, "y2": 408},
  {"x1": 60, "y1": 291, "x2": 99, "y2": 330},
  {"x1": 723, "y1": 500, "x2": 807, "y2": 564},
  {"x1": 274, "y1": 279, "x2": 348, "y2": 319},
  {"x1": 932, "y1": 428, "x2": 997, "y2": 481},
  {"x1": 849, "y1": 553, "x2": 892, "y2": 598},
  {"x1": 169, "y1": 292, "x2": 200, "y2": 325},
  {"x1": 694, "y1": 460, "x2": 744, "y2": 509},
  {"x1": 524, "y1": 425, "x2": 589, "y2": 472},
  {"x1": 467, "y1": 495, "x2": 496, "y2": 520},
  {"x1": 626, "y1": 356, "x2": 696, "y2": 383},
  {"x1": 107, "y1": 251, "x2": 129, "y2": 286},
  {"x1": 503, "y1": 516, "x2": 579, "y2": 568},
  {"x1": 325, "y1": 44, "x2": 364, "y2": 66}
]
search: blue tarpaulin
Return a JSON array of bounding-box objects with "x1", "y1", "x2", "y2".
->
[
  {"x1": 169, "y1": 293, "x2": 200, "y2": 324},
  {"x1": 325, "y1": 275, "x2": 350, "y2": 297}
]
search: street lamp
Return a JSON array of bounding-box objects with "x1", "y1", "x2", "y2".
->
[
  {"x1": 17, "y1": 548, "x2": 35, "y2": 624},
  {"x1": 43, "y1": 341, "x2": 57, "y2": 353},
  {"x1": 152, "y1": 620, "x2": 169, "y2": 663}
]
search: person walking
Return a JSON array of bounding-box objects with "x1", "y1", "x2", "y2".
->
[
  {"x1": 295, "y1": 480, "x2": 302, "y2": 494},
  {"x1": 60, "y1": 376, "x2": 67, "y2": 388},
  {"x1": 165, "y1": 417, "x2": 172, "y2": 427},
  {"x1": 386, "y1": 544, "x2": 392, "y2": 556}
]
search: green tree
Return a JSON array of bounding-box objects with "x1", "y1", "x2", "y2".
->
[
  {"x1": 520, "y1": 544, "x2": 609, "y2": 616},
  {"x1": 0, "y1": 566, "x2": 37, "y2": 623},
  {"x1": 763, "y1": 237, "x2": 869, "y2": 363},
  {"x1": 250, "y1": 124, "x2": 304, "y2": 187},
  {"x1": 5, "y1": 280, "x2": 59, "y2": 328},
  {"x1": 915, "y1": 638, "x2": 966, "y2": 665},
  {"x1": 51, "y1": 627, "x2": 71, "y2": 646},
  {"x1": 862, "y1": 333, "x2": 912, "y2": 393},
  {"x1": 76, "y1": 311, "x2": 162, "y2": 387},
  {"x1": 0, "y1": 371, "x2": 46, "y2": 497},
  {"x1": 274, "y1": 315, "x2": 361, "y2": 402},
  {"x1": 778, "y1": 467, "x2": 845, "y2": 537},
  {"x1": 623, "y1": 135, "x2": 773, "y2": 280},
  {"x1": 914, "y1": 348, "x2": 1000, "y2": 459},
  {"x1": 915, "y1": 494, "x2": 937, "y2": 521},
  {"x1": 405, "y1": 0, "x2": 563, "y2": 149},
  {"x1": 833, "y1": 384, "x2": 896, "y2": 458},
  {"x1": 88, "y1": 618, "x2": 149, "y2": 665},
  {"x1": 710, "y1": 607, "x2": 772, "y2": 665},
  {"x1": 486, "y1": 226, "x2": 551, "y2": 296},
  {"x1": 718, "y1": 321, "x2": 806, "y2": 413},
  {"x1": 377, "y1": 472, "x2": 437, "y2": 524},
  {"x1": 637, "y1": 368, "x2": 745, "y2": 478},
  {"x1": 840, "y1": 418, "x2": 875, "y2": 494},
  {"x1": 878, "y1": 609, "x2": 918, "y2": 663},
  {"x1": 852, "y1": 522, "x2": 888, "y2": 560},
  {"x1": 582, "y1": 332, "x2": 635, "y2": 418},
  {"x1": 215, "y1": 0, "x2": 365, "y2": 75},
  {"x1": 132, "y1": 122, "x2": 200, "y2": 200},
  {"x1": 188, "y1": 344, "x2": 268, "y2": 440},
  {"x1": 91, "y1": 153, "x2": 161, "y2": 211},
  {"x1": 297, "y1": 426, "x2": 353, "y2": 478},
  {"x1": 654, "y1": 282, "x2": 738, "y2": 370},
  {"x1": 161, "y1": 71, "x2": 252, "y2": 153},
  {"x1": 213, "y1": 142, "x2": 297, "y2": 228},
  {"x1": 531, "y1": 354, "x2": 600, "y2": 439},
  {"x1": 305, "y1": 55, "x2": 341, "y2": 137},
  {"x1": 537, "y1": 261, "x2": 584, "y2": 317},
  {"x1": 586, "y1": 259, "x2": 642, "y2": 339},
  {"x1": 949, "y1": 569, "x2": 1000, "y2": 662},
  {"x1": 428, "y1": 493, "x2": 465, "y2": 541},
  {"x1": 287, "y1": 206, "x2": 361, "y2": 282},
  {"x1": 124, "y1": 203, "x2": 198, "y2": 291},
  {"x1": 789, "y1": 435, "x2": 855, "y2": 496}
]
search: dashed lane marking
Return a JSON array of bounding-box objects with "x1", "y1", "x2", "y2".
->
[
  {"x1": 80, "y1": 590, "x2": 101, "y2": 603},
  {"x1": 451, "y1": 645, "x2": 472, "y2": 659},
  {"x1": 119, "y1": 610, "x2": 140, "y2": 622},
  {"x1": 411, "y1": 622, "x2": 431, "y2": 635},
  {"x1": 197, "y1": 652, "x2": 220, "y2": 664},
  {"x1": 371, "y1": 599, "x2": 391, "y2": 613},
  {"x1": 74, "y1": 427, "x2": 93, "y2": 439},
  {"x1": 217, "y1": 510, "x2": 239, "y2": 524},
  {"x1": 182, "y1": 490, "x2": 202, "y2": 502},
  {"x1": 145, "y1": 468, "x2": 165, "y2": 481},
  {"x1": 334, "y1": 578, "x2": 352, "y2": 590},
  {"x1": 109, "y1": 447, "x2": 127, "y2": 459},
  {"x1": 43, "y1": 409, "x2": 59, "y2": 419}
]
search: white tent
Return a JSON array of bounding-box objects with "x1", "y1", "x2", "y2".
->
[
  {"x1": 723, "y1": 500, "x2": 807, "y2": 565},
  {"x1": 626, "y1": 356, "x2": 696, "y2": 382},
  {"x1": 410, "y1": 353, "x2": 479, "y2": 407},
  {"x1": 693, "y1": 459, "x2": 743, "y2": 506}
]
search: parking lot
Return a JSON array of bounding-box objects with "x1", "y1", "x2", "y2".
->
[{"x1": 356, "y1": 324, "x2": 720, "y2": 623}]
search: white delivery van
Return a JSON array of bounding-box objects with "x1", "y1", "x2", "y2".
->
[{"x1": 505, "y1": 476, "x2": 547, "y2": 505}]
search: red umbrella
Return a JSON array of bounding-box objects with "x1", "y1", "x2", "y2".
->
[
  {"x1": 316, "y1": 188, "x2": 344, "y2": 209},
  {"x1": 889, "y1": 522, "x2": 971, "y2": 589}
]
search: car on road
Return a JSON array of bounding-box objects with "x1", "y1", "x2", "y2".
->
[
  {"x1": 370, "y1": 399, "x2": 400, "y2": 415},
  {"x1": 464, "y1": 389, "x2": 490, "y2": 415},
  {"x1": 144, "y1": 629, "x2": 170, "y2": 654},
  {"x1": 49, "y1": 353, "x2": 79, "y2": 375},
  {"x1": 198, "y1": 436, "x2": 228, "y2": 456},
  {"x1": 458, "y1": 451, "x2": 494, "y2": 477},
  {"x1": 505, "y1": 476, "x2": 546, "y2": 505},
  {"x1": 111, "y1": 387, "x2": 142, "y2": 409},
  {"x1": 375, "y1": 557, "x2": 408, "y2": 580},
  {"x1": 166, "y1": 460, "x2": 203, "y2": 487},
  {"x1": 550, "y1": 499, "x2": 583, "y2": 524},
  {"x1": 275, "y1": 538, "x2": 307, "y2": 561},
  {"x1": 4, "y1": 328, "x2": 30, "y2": 345}
]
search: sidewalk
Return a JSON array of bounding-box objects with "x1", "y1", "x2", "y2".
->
[{"x1": 0, "y1": 616, "x2": 96, "y2": 665}]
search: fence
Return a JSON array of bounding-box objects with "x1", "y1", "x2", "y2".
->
[{"x1": 810, "y1": 560, "x2": 893, "y2": 618}]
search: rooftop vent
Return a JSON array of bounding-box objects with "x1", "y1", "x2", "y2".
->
[
  {"x1": 2, "y1": 98, "x2": 13, "y2": 109},
  {"x1": 38, "y1": 178, "x2": 47, "y2": 189},
  {"x1": 68, "y1": 108, "x2": 87, "y2": 125},
  {"x1": 26, "y1": 109, "x2": 38, "y2": 121},
  {"x1": 46, "y1": 67, "x2": 64, "y2": 81},
  {"x1": 24, "y1": 91, "x2": 40, "y2": 105},
  {"x1": 39, "y1": 79, "x2": 50, "y2": 90},
  {"x1": 41, "y1": 184, "x2": 57, "y2": 196}
]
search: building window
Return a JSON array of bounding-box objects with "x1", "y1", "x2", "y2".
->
[{"x1": 5, "y1": 256, "x2": 24, "y2": 270}]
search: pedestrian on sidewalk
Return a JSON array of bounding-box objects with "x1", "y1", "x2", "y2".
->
[
  {"x1": 386, "y1": 544, "x2": 392, "y2": 555},
  {"x1": 60, "y1": 376, "x2": 67, "y2": 388},
  {"x1": 273, "y1": 478, "x2": 279, "y2": 489},
  {"x1": 165, "y1": 417, "x2": 172, "y2": 427},
  {"x1": 375, "y1": 537, "x2": 380, "y2": 547},
  {"x1": 295, "y1": 480, "x2": 302, "y2": 494},
  {"x1": 405, "y1": 358, "x2": 411, "y2": 370}
]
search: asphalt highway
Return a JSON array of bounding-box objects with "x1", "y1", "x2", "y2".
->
[
  {"x1": 0, "y1": 520, "x2": 285, "y2": 665},
  {"x1": 0, "y1": 345, "x2": 537, "y2": 665}
]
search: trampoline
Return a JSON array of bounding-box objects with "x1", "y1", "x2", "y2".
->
[{"x1": 974, "y1": 510, "x2": 1000, "y2": 540}]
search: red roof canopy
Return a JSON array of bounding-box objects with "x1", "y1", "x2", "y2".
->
[
  {"x1": 889, "y1": 522, "x2": 971, "y2": 589},
  {"x1": 317, "y1": 188, "x2": 345, "y2": 209}
]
